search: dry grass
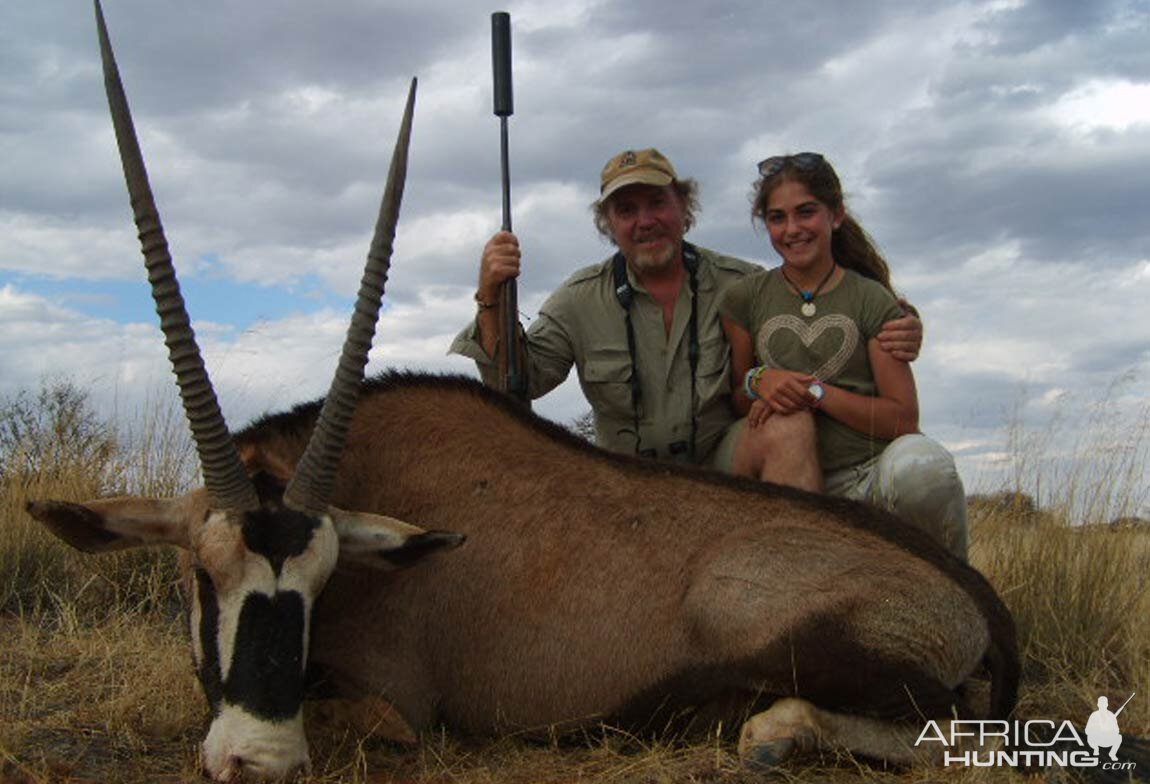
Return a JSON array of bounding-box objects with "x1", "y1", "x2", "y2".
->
[
  {"x1": 972, "y1": 516, "x2": 1149, "y2": 726},
  {"x1": 1, "y1": 382, "x2": 1146, "y2": 782},
  {"x1": 0, "y1": 612, "x2": 200, "y2": 783}
]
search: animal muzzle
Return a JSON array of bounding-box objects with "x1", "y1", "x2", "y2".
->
[{"x1": 201, "y1": 705, "x2": 311, "y2": 782}]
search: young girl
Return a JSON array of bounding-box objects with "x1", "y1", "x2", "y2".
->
[{"x1": 720, "y1": 153, "x2": 968, "y2": 559}]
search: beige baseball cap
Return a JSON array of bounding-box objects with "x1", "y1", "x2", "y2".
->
[{"x1": 599, "y1": 148, "x2": 678, "y2": 201}]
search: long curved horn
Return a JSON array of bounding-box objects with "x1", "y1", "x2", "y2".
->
[
  {"x1": 283, "y1": 79, "x2": 416, "y2": 515},
  {"x1": 95, "y1": 0, "x2": 257, "y2": 511}
]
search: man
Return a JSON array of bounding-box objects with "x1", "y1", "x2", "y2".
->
[{"x1": 450, "y1": 148, "x2": 922, "y2": 476}]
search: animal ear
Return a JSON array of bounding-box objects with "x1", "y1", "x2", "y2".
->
[
  {"x1": 26, "y1": 496, "x2": 195, "y2": 553},
  {"x1": 330, "y1": 508, "x2": 465, "y2": 570}
]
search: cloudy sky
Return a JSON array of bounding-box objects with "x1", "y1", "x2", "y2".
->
[{"x1": 2, "y1": 0, "x2": 1148, "y2": 516}]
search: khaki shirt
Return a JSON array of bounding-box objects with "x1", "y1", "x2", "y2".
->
[{"x1": 450, "y1": 246, "x2": 759, "y2": 465}]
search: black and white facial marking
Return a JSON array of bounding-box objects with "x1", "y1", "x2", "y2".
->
[
  {"x1": 182, "y1": 474, "x2": 463, "y2": 781},
  {"x1": 189, "y1": 479, "x2": 340, "y2": 781},
  {"x1": 193, "y1": 511, "x2": 317, "y2": 718}
]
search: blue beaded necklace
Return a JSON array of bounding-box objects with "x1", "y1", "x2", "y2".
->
[{"x1": 779, "y1": 262, "x2": 837, "y2": 317}]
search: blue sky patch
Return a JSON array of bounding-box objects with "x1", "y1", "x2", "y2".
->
[{"x1": 0, "y1": 270, "x2": 350, "y2": 329}]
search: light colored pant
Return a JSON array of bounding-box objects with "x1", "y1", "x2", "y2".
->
[{"x1": 823, "y1": 434, "x2": 969, "y2": 561}]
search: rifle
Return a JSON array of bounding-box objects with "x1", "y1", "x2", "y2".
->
[{"x1": 491, "y1": 11, "x2": 528, "y2": 404}]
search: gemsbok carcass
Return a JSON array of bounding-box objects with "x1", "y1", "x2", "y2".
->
[{"x1": 28, "y1": 3, "x2": 1019, "y2": 782}]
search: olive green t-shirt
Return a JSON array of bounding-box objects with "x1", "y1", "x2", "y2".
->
[{"x1": 719, "y1": 268, "x2": 904, "y2": 471}]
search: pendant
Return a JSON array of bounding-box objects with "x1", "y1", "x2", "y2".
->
[{"x1": 801, "y1": 302, "x2": 817, "y2": 317}]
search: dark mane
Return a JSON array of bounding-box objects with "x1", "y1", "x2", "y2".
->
[
  {"x1": 238, "y1": 369, "x2": 815, "y2": 500},
  {"x1": 236, "y1": 369, "x2": 592, "y2": 453}
]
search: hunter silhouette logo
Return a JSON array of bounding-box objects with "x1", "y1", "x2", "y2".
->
[{"x1": 1086, "y1": 693, "x2": 1134, "y2": 762}]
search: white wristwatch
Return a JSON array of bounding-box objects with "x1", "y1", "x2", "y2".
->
[{"x1": 808, "y1": 382, "x2": 825, "y2": 407}]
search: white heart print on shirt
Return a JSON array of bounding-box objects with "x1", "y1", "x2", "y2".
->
[{"x1": 756, "y1": 314, "x2": 859, "y2": 381}]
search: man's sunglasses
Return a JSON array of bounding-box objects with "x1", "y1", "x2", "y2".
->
[{"x1": 757, "y1": 152, "x2": 826, "y2": 178}]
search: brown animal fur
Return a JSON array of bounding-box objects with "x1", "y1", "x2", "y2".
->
[{"x1": 235, "y1": 370, "x2": 1018, "y2": 739}]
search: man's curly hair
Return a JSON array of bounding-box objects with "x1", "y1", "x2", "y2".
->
[{"x1": 590, "y1": 179, "x2": 701, "y2": 244}]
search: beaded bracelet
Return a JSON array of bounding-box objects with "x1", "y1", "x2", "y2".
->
[{"x1": 743, "y1": 366, "x2": 766, "y2": 401}]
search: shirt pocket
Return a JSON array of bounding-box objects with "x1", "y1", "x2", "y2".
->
[
  {"x1": 581, "y1": 348, "x2": 634, "y2": 419},
  {"x1": 695, "y1": 336, "x2": 731, "y2": 404}
]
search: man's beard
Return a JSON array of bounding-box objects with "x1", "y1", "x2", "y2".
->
[{"x1": 628, "y1": 236, "x2": 678, "y2": 273}]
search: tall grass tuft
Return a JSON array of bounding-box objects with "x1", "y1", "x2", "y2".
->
[
  {"x1": 972, "y1": 514, "x2": 1149, "y2": 726},
  {"x1": 991, "y1": 372, "x2": 1150, "y2": 525}
]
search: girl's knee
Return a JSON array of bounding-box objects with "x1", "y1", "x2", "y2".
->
[
  {"x1": 878, "y1": 436, "x2": 958, "y2": 488},
  {"x1": 876, "y1": 436, "x2": 968, "y2": 559}
]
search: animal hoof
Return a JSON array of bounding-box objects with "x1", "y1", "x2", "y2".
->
[{"x1": 743, "y1": 737, "x2": 797, "y2": 770}]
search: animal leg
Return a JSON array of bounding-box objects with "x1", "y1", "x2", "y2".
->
[
  {"x1": 738, "y1": 698, "x2": 821, "y2": 769},
  {"x1": 739, "y1": 699, "x2": 960, "y2": 769}
]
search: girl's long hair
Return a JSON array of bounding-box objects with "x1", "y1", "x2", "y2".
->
[{"x1": 752, "y1": 157, "x2": 894, "y2": 294}]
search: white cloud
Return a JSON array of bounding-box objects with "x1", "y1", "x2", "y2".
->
[
  {"x1": 0, "y1": 285, "x2": 170, "y2": 414},
  {"x1": 510, "y1": 0, "x2": 602, "y2": 33},
  {"x1": 0, "y1": 213, "x2": 137, "y2": 280},
  {"x1": 1050, "y1": 80, "x2": 1150, "y2": 133}
]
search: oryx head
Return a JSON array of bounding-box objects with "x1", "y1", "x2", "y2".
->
[{"x1": 27, "y1": 4, "x2": 461, "y2": 781}]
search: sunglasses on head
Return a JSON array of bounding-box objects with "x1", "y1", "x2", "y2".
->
[{"x1": 757, "y1": 152, "x2": 826, "y2": 178}]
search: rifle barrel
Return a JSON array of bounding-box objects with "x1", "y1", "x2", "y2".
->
[{"x1": 499, "y1": 119, "x2": 512, "y2": 232}]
